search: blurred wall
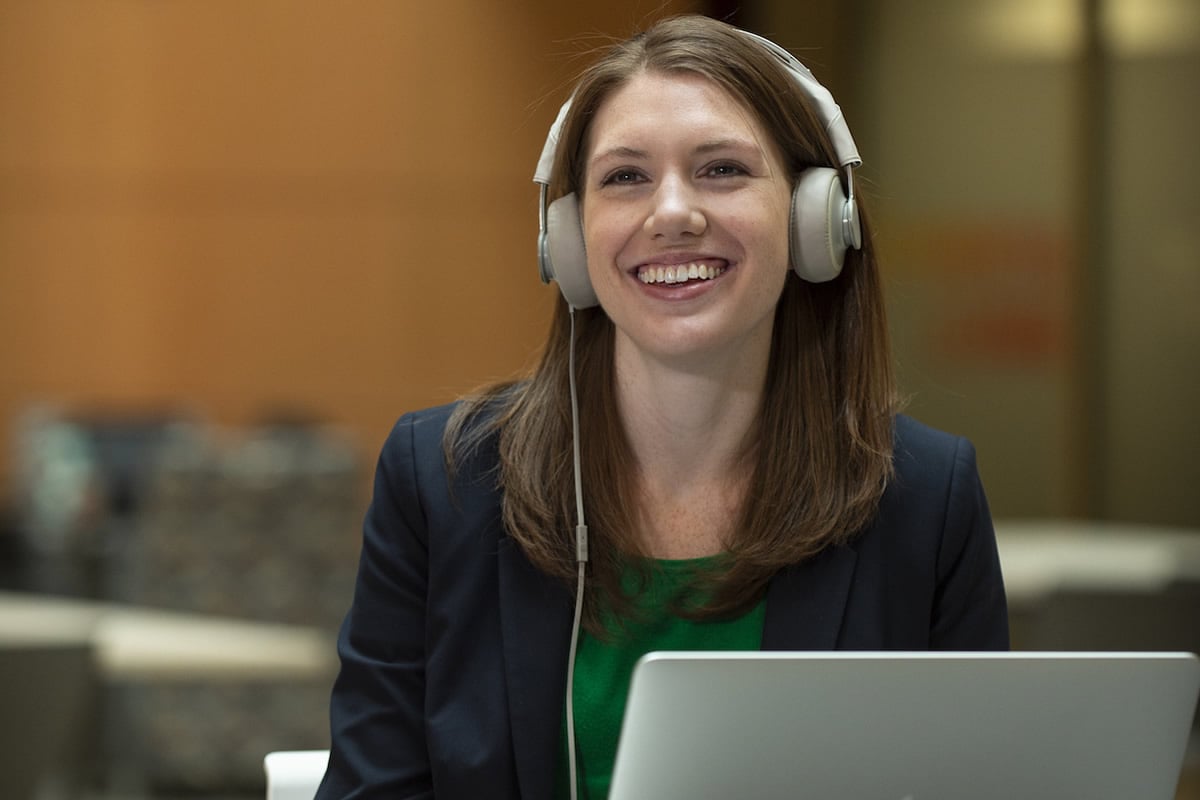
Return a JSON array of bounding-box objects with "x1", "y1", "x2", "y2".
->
[
  {"x1": 1102, "y1": 11, "x2": 1200, "y2": 525},
  {"x1": 0, "y1": 0, "x2": 696, "y2": 493},
  {"x1": 855, "y1": 0, "x2": 1079, "y2": 519},
  {"x1": 751, "y1": 0, "x2": 1200, "y2": 526}
]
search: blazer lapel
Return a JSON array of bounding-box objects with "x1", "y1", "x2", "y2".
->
[
  {"x1": 498, "y1": 536, "x2": 574, "y2": 800},
  {"x1": 496, "y1": 535, "x2": 856, "y2": 795},
  {"x1": 762, "y1": 544, "x2": 857, "y2": 650}
]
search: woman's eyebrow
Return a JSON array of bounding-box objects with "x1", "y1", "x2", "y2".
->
[
  {"x1": 590, "y1": 145, "x2": 650, "y2": 165},
  {"x1": 694, "y1": 138, "x2": 760, "y2": 156}
]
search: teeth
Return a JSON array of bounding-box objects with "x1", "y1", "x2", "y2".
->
[{"x1": 639, "y1": 262, "x2": 725, "y2": 285}]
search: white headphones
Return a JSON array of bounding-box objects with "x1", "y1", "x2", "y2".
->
[{"x1": 533, "y1": 28, "x2": 864, "y2": 310}]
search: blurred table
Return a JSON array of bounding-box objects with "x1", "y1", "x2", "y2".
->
[
  {"x1": 995, "y1": 520, "x2": 1200, "y2": 657},
  {"x1": 0, "y1": 590, "x2": 336, "y2": 682},
  {"x1": 995, "y1": 519, "x2": 1200, "y2": 609}
]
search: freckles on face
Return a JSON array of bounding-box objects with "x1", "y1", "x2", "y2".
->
[{"x1": 577, "y1": 70, "x2": 793, "y2": 362}]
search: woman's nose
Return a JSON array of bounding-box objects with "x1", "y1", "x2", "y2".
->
[{"x1": 644, "y1": 176, "x2": 707, "y2": 239}]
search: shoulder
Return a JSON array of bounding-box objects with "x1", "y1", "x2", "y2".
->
[
  {"x1": 386, "y1": 401, "x2": 459, "y2": 451},
  {"x1": 860, "y1": 416, "x2": 991, "y2": 582},
  {"x1": 386, "y1": 384, "x2": 519, "y2": 457},
  {"x1": 363, "y1": 401, "x2": 507, "y2": 566},
  {"x1": 375, "y1": 402, "x2": 458, "y2": 482},
  {"x1": 383, "y1": 396, "x2": 504, "y2": 458},
  {"x1": 889, "y1": 413, "x2": 980, "y2": 500},
  {"x1": 377, "y1": 399, "x2": 505, "y2": 505},
  {"x1": 893, "y1": 413, "x2": 975, "y2": 470},
  {"x1": 866, "y1": 413, "x2": 988, "y2": 552},
  {"x1": 847, "y1": 416, "x2": 1008, "y2": 649}
]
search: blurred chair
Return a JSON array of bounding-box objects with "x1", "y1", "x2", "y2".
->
[
  {"x1": 93, "y1": 419, "x2": 362, "y2": 794},
  {"x1": 264, "y1": 750, "x2": 329, "y2": 800},
  {"x1": 7, "y1": 405, "x2": 188, "y2": 599},
  {"x1": 0, "y1": 640, "x2": 96, "y2": 799}
]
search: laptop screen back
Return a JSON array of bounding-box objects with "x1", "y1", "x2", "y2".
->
[{"x1": 608, "y1": 651, "x2": 1199, "y2": 800}]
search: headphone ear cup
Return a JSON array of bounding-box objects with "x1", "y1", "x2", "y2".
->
[
  {"x1": 545, "y1": 193, "x2": 599, "y2": 309},
  {"x1": 790, "y1": 167, "x2": 857, "y2": 283}
]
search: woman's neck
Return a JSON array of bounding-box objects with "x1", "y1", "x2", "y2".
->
[{"x1": 612, "y1": 333, "x2": 770, "y2": 557}]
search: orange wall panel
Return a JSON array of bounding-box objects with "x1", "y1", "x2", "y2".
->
[{"x1": 0, "y1": 0, "x2": 697, "y2": 492}]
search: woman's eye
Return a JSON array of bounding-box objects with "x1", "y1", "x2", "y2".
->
[
  {"x1": 602, "y1": 169, "x2": 644, "y2": 186},
  {"x1": 707, "y1": 163, "x2": 745, "y2": 178}
]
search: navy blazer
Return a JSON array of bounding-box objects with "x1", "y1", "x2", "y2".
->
[{"x1": 317, "y1": 403, "x2": 1009, "y2": 800}]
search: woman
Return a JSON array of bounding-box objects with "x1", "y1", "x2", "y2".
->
[{"x1": 317, "y1": 15, "x2": 1008, "y2": 800}]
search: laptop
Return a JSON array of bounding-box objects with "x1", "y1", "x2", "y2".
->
[{"x1": 608, "y1": 651, "x2": 1200, "y2": 800}]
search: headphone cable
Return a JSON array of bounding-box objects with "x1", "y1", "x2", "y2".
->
[{"x1": 565, "y1": 304, "x2": 589, "y2": 800}]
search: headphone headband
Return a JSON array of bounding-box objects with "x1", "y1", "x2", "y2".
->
[
  {"x1": 534, "y1": 99, "x2": 572, "y2": 188},
  {"x1": 736, "y1": 30, "x2": 861, "y2": 170}
]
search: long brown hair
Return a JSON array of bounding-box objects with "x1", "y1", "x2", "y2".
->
[{"x1": 446, "y1": 15, "x2": 898, "y2": 635}]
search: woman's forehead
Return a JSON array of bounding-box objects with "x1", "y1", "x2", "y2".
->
[{"x1": 585, "y1": 70, "x2": 773, "y2": 157}]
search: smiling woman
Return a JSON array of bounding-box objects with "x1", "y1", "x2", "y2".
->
[{"x1": 316, "y1": 14, "x2": 1009, "y2": 800}]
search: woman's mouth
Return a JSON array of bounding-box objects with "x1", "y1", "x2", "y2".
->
[{"x1": 635, "y1": 260, "x2": 728, "y2": 286}]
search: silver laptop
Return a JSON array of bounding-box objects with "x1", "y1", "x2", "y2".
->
[{"x1": 608, "y1": 651, "x2": 1200, "y2": 800}]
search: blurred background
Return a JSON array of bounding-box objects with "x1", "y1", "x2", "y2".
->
[{"x1": 0, "y1": 0, "x2": 1196, "y2": 798}]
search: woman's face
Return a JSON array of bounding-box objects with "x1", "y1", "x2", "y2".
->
[{"x1": 580, "y1": 69, "x2": 792, "y2": 367}]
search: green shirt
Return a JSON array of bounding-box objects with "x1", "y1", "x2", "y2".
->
[{"x1": 556, "y1": 557, "x2": 767, "y2": 799}]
